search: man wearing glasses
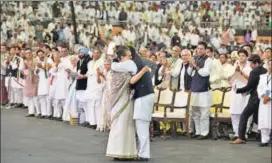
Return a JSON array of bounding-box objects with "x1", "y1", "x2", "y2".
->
[{"x1": 158, "y1": 46, "x2": 182, "y2": 90}]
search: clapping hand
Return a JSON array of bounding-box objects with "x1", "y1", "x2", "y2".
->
[
  {"x1": 188, "y1": 57, "x2": 196, "y2": 68},
  {"x1": 97, "y1": 67, "x2": 104, "y2": 76},
  {"x1": 37, "y1": 62, "x2": 43, "y2": 68},
  {"x1": 162, "y1": 58, "x2": 169, "y2": 67},
  {"x1": 235, "y1": 65, "x2": 241, "y2": 72}
]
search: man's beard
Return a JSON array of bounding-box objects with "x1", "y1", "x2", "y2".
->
[{"x1": 79, "y1": 55, "x2": 85, "y2": 59}]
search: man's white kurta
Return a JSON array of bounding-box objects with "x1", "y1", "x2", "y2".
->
[
  {"x1": 257, "y1": 73, "x2": 271, "y2": 129},
  {"x1": 83, "y1": 58, "x2": 104, "y2": 101},
  {"x1": 187, "y1": 57, "x2": 213, "y2": 107},
  {"x1": 229, "y1": 62, "x2": 252, "y2": 114},
  {"x1": 220, "y1": 63, "x2": 235, "y2": 88},
  {"x1": 53, "y1": 56, "x2": 72, "y2": 100}
]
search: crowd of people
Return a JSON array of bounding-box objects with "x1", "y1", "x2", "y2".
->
[
  {"x1": 0, "y1": 1, "x2": 272, "y2": 162},
  {"x1": 1, "y1": 1, "x2": 272, "y2": 52}
]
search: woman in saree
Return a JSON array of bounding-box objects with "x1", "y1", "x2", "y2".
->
[{"x1": 96, "y1": 59, "x2": 112, "y2": 132}]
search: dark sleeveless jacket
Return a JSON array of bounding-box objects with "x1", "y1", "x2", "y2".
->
[
  {"x1": 131, "y1": 56, "x2": 154, "y2": 99},
  {"x1": 191, "y1": 55, "x2": 210, "y2": 92},
  {"x1": 76, "y1": 55, "x2": 91, "y2": 90},
  {"x1": 178, "y1": 63, "x2": 192, "y2": 91}
]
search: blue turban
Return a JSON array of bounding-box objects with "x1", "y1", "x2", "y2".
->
[{"x1": 78, "y1": 47, "x2": 89, "y2": 56}]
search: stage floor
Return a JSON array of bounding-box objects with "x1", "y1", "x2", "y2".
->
[{"x1": 1, "y1": 108, "x2": 271, "y2": 163}]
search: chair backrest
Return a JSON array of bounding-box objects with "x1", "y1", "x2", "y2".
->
[
  {"x1": 212, "y1": 88, "x2": 224, "y2": 106},
  {"x1": 222, "y1": 87, "x2": 232, "y2": 109},
  {"x1": 159, "y1": 88, "x2": 174, "y2": 105},
  {"x1": 173, "y1": 90, "x2": 189, "y2": 108}
]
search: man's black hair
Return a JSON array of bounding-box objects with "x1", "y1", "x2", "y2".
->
[
  {"x1": 248, "y1": 54, "x2": 262, "y2": 64},
  {"x1": 242, "y1": 44, "x2": 253, "y2": 52},
  {"x1": 198, "y1": 41, "x2": 207, "y2": 49},
  {"x1": 116, "y1": 46, "x2": 130, "y2": 60},
  {"x1": 44, "y1": 44, "x2": 51, "y2": 51},
  {"x1": 36, "y1": 49, "x2": 44, "y2": 55},
  {"x1": 238, "y1": 49, "x2": 249, "y2": 57},
  {"x1": 206, "y1": 46, "x2": 213, "y2": 52}
]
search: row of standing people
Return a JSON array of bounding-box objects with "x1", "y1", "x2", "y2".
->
[{"x1": 0, "y1": 43, "x2": 156, "y2": 161}]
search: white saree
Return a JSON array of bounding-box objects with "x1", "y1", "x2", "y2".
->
[
  {"x1": 106, "y1": 72, "x2": 137, "y2": 159},
  {"x1": 62, "y1": 80, "x2": 77, "y2": 122}
]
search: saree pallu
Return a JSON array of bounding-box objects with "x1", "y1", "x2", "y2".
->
[{"x1": 63, "y1": 80, "x2": 78, "y2": 121}]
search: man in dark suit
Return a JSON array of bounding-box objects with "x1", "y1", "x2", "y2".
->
[{"x1": 231, "y1": 55, "x2": 267, "y2": 144}]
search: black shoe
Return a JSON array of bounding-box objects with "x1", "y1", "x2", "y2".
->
[
  {"x1": 113, "y1": 157, "x2": 134, "y2": 161},
  {"x1": 247, "y1": 132, "x2": 257, "y2": 139},
  {"x1": 55, "y1": 117, "x2": 62, "y2": 121},
  {"x1": 25, "y1": 114, "x2": 35, "y2": 117},
  {"x1": 135, "y1": 157, "x2": 149, "y2": 162},
  {"x1": 48, "y1": 115, "x2": 53, "y2": 120},
  {"x1": 36, "y1": 114, "x2": 42, "y2": 118},
  {"x1": 23, "y1": 105, "x2": 28, "y2": 109},
  {"x1": 86, "y1": 125, "x2": 97, "y2": 129},
  {"x1": 196, "y1": 135, "x2": 208, "y2": 140},
  {"x1": 256, "y1": 133, "x2": 261, "y2": 141},
  {"x1": 15, "y1": 104, "x2": 23, "y2": 108},
  {"x1": 40, "y1": 116, "x2": 46, "y2": 119},
  {"x1": 259, "y1": 143, "x2": 269, "y2": 147},
  {"x1": 80, "y1": 122, "x2": 89, "y2": 127},
  {"x1": 191, "y1": 134, "x2": 200, "y2": 138}
]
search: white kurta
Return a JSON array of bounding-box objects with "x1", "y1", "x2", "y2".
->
[
  {"x1": 220, "y1": 63, "x2": 235, "y2": 88},
  {"x1": 229, "y1": 63, "x2": 252, "y2": 114},
  {"x1": 37, "y1": 64, "x2": 50, "y2": 96},
  {"x1": 83, "y1": 58, "x2": 104, "y2": 101},
  {"x1": 188, "y1": 58, "x2": 213, "y2": 107},
  {"x1": 53, "y1": 56, "x2": 73, "y2": 100},
  {"x1": 257, "y1": 73, "x2": 271, "y2": 129},
  {"x1": 83, "y1": 58, "x2": 104, "y2": 126},
  {"x1": 209, "y1": 58, "x2": 222, "y2": 89}
]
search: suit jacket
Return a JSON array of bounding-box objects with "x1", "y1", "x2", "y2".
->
[
  {"x1": 76, "y1": 55, "x2": 91, "y2": 90},
  {"x1": 237, "y1": 66, "x2": 267, "y2": 100},
  {"x1": 154, "y1": 64, "x2": 162, "y2": 86}
]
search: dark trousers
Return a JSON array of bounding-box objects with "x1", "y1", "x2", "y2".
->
[{"x1": 238, "y1": 96, "x2": 260, "y2": 140}]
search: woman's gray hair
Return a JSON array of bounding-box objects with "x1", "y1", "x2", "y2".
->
[{"x1": 104, "y1": 58, "x2": 112, "y2": 64}]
